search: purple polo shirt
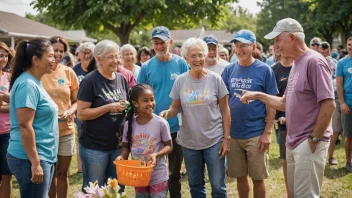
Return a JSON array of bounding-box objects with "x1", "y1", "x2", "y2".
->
[{"x1": 285, "y1": 50, "x2": 334, "y2": 149}]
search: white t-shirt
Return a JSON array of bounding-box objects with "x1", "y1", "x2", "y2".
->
[{"x1": 205, "y1": 59, "x2": 229, "y2": 75}]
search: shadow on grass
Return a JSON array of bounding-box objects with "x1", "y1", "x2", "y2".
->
[
  {"x1": 324, "y1": 166, "x2": 350, "y2": 179},
  {"x1": 69, "y1": 172, "x2": 83, "y2": 185},
  {"x1": 269, "y1": 155, "x2": 282, "y2": 171}
]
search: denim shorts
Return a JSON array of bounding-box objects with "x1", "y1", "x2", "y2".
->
[
  {"x1": 0, "y1": 133, "x2": 11, "y2": 175},
  {"x1": 7, "y1": 153, "x2": 55, "y2": 198}
]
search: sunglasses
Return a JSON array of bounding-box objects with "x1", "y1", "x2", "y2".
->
[{"x1": 311, "y1": 43, "x2": 320, "y2": 47}]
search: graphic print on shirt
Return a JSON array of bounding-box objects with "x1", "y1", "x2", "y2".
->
[
  {"x1": 230, "y1": 77, "x2": 253, "y2": 89},
  {"x1": 58, "y1": 78, "x2": 65, "y2": 85},
  {"x1": 280, "y1": 76, "x2": 289, "y2": 82},
  {"x1": 102, "y1": 88, "x2": 123, "y2": 101},
  {"x1": 77, "y1": 75, "x2": 84, "y2": 84},
  {"x1": 0, "y1": 85, "x2": 8, "y2": 92},
  {"x1": 183, "y1": 88, "x2": 210, "y2": 106},
  {"x1": 131, "y1": 132, "x2": 156, "y2": 160},
  {"x1": 170, "y1": 72, "x2": 180, "y2": 80},
  {"x1": 286, "y1": 72, "x2": 300, "y2": 96},
  {"x1": 348, "y1": 67, "x2": 352, "y2": 74}
]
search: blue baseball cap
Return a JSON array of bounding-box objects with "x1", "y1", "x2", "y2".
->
[
  {"x1": 230, "y1": 29, "x2": 256, "y2": 44},
  {"x1": 203, "y1": 35, "x2": 218, "y2": 45},
  {"x1": 151, "y1": 26, "x2": 171, "y2": 41}
]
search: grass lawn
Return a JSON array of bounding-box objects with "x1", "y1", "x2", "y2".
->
[{"x1": 9, "y1": 133, "x2": 352, "y2": 197}]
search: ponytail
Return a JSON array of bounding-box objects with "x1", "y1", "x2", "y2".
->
[
  {"x1": 86, "y1": 58, "x2": 97, "y2": 73},
  {"x1": 10, "y1": 38, "x2": 51, "y2": 90}
]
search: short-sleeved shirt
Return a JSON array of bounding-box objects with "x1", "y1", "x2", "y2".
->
[
  {"x1": 118, "y1": 66, "x2": 136, "y2": 88},
  {"x1": 205, "y1": 59, "x2": 229, "y2": 75},
  {"x1": 170, "y1": 71, "x2": 228, "y2": 149},
  {"x1": 221, "y1": 59, "x2": 278, "y2": 139},
  {"x1": 41, "y1": 64, "x2": 79, "y2": 136},
  {"x1": 78, "y1": 70, "x2": 130, "y2": 151},
  {"x1": 137, "y1": 54, "x2": 189, "y2": 133},
  {"x1": 285, "y1": 50, "x2": 334, "y2": 149},
  {"x1": 271, "y1": 62, "x2": 292, "y2": 131},
  {"x1": 72, "y1": 63, "x2": 88, "y2": 84},
  {"x1": 336, "y1": 55, "x2": 352, "y2": 105},
  {"x1": 8, "y1": 72, "x2": 58, "y2": 163},
  {"x1": 0, "y1": 72, "x2": 10, "y2": 134},
  {"x1": 122, "y1": 114, "x2": 171, "y2": 186}
]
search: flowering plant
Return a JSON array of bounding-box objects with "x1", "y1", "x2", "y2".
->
[{"x1": 75, "y1": 178, "x2": 126, "y2": 198}]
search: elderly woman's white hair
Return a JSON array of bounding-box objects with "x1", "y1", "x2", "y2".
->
[
  {"x1": 75, "y1": 42, "x2": 95, "y2": 54},
  {"x1": 180, "y1": 37, "x2": 208, "y2": 58},
  {"x1": 94, "y1": 40, "x2": 119, "y2": 58},
  {"x1": 120, "y1": 44, "x2": 137, "y2": 56},
  {"x1": 219, "y1": 45, "x2": 229, "y2": 55}
]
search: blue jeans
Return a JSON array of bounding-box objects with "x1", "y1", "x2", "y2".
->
[
  {"x1": 6, "y1": 153, "x2": 55, "y2": 198},
  {"x1": 0, "y1": 134, "x2": 11, "y2": 175},
  {"x1": 79, "y1": 144, "x2": 124, "y2": 192},
  {"x1": 182, "y1": 141, "x2": 227, "y2": 198}
]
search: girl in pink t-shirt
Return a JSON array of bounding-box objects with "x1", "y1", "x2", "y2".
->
[
  {"x1": 117, "y1": 84, "x2": 172, "y2": 198},
  {"x1": 0, "y1": 41, "x2": 12, "y2": 198}
]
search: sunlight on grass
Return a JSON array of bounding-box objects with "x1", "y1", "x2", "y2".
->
[{"x1": 9, "y1": 133, "x2": 352, "y2": 198}]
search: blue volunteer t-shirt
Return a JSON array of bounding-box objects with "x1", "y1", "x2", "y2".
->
[
  {"x1": 8, "y1": 72, "x2": 59, "y2": 163},
  {"x1": 336, "y1": 55, "x2": 352, "y2": 106},
  {"x1": 137, "y1": 54, "x2": 189, "y2": 133},
  {"x1": 221, "y1": 59, "x2": 278, "y2": 139}
]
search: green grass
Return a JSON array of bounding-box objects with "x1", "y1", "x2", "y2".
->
[{"x1": 9, "y1": 133, "x2": 352, "y2": 197}]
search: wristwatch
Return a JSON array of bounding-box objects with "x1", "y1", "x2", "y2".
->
[
  {"x1": 308, "y1": 135, "x2": 320, "y2": 143},
  {"x1": 225, "y1": 135, "x2": 231, "y2": 140}
]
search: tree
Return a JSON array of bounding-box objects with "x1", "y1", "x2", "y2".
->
[
  {"x1": 31, "y1": 0, "x2": 236, "y2": 45},
  {"x1": 222, "y1": 6, "x2": 257, "y2": 34}
]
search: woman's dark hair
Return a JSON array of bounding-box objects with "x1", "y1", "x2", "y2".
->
[
  {"x1": 10, "y1": 38, "x2": 52, "y2": 90},
  {"x1": 126, "y1": 84, "x2": 154, "y2": 148},
  {"x1": 136, "y1": 47, "x2": 152, "y2": 65},
  {"x1": 252, "y1": 48, "x2": 263, "y2": 61},
  {"x1": 86, "y1": 58, "x2": 97, "y2": 73},
  {"x1": 49, "y1": 36, "x2": 69, "y2": 53}
]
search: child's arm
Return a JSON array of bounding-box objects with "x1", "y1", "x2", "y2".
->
[
  {"x1": 116, "y1": 143, "x2": 130, "y2": 160},
  {"x1": 148, "y1": 140, "x2": 173, "y2": 165}
]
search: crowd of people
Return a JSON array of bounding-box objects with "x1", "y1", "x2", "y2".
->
[{"x1": 0, "y1": 17, "x2": 351, "y2": 198}]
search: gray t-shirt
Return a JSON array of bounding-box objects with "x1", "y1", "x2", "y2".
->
[
  {"x1": 170, "y1": 71, "x2": 229, "y2": 150},
  {"x1": 122, "y1": 114, "x2": 171, "y2": 186},
  {"x1": 205, "y1": 58, "x2": 229, "y2": 75}
]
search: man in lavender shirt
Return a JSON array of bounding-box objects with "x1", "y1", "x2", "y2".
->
[{"x1": 240, "y1": 18, "x2": 335, "y2": 198}]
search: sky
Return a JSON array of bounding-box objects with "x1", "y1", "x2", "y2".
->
[{"x1": 0, "y1": 0, "x2": 262, "y2": 17}]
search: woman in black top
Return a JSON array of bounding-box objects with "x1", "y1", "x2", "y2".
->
[{"x1": 77, "y1": 40, "x2": 129, "y2": 191}]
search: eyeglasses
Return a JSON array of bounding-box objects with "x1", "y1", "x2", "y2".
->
[
  {"x1": 188, "y1": 54, "x2": 205, "y2": 59},
  {"x1": 311, "y1": 43, "x2": 320, "y2": 47},
  {"x1": 141, "y1": 54, "x2": 151, "y2": 57},
  {"x1": 234, "y1": 43, "x2": 251, "y2": 49},
  {"x1": 0, "y1": 54, "x2": 8, "y2": 59},
  {"x1": 104, "y1": 55, "x2": 120, "y2": 61}
]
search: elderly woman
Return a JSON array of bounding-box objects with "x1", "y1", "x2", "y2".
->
[
  {"x1": 160, "y1": 37, "x2": 230, "y2": 197},
  {"x1": 41, "y1": 36, "x2": 79, "y2": 198},
  {"x1": 0, "y1": 41, "x2": 13, "y2": 198},
  {"x1": 77, "y1": 40, "x2": 129, "y2": 191},
  {"x1": 136, "y1": 46, "x2": 152, "y2": 66},
  {"x1": 7, "y1": 38, "x2": 58, "y2": 198},
  {"x1": 72, "y1": 42, "x2": 95, "y2": 173},
  {"x1": 120, "y1": 44, "x2": 140, "y2": 79}
]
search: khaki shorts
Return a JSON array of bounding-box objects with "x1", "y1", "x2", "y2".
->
[
  {"x1": 227, "y1": 135, "x2": 269, "y2": 180},
  {"x1": 58, "y1": 133, "x2": 76, "y2": 156}
]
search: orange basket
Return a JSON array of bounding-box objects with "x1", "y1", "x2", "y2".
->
[{"x1": 114, "y1": 160, "x2": 154, "y2": 187}]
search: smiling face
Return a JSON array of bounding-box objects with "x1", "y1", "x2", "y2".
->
[
  {"x1": 186, "y1": 45, "x2": 206, "y2": 73},
  {"x1": 122, "y1": 49, "x2": 136, "y2": 66},
  {"x1": 98, "y1": 49, "x2": 121, "y2": 74},
  {"x1": 140, "y1": 51, "x2": 151, "y2": 63},
  {"x1": 205, "y1": 44, "x2": 218, "y2": 62},
  {"x1": 0, "y1": 48, "x2": 9, "y2": 69},
  {"x1": 34, "y1": 46, "x2": 56, "y2": 75},
  {"x1": 152, "y1": 38, "x2": 171, "y2": 56},
  {"x1": 78, "y1": 48, "x2": 92, "y2": 65},
  {"x1": 52, "y1": 42, "x2": 65, "y2": 65},
  {"x1": 133, "y1": 89, "x2": 155, "y2": 116},
  {"x1": 234, "y1": 41, "x2": 255, "y2": 64}
]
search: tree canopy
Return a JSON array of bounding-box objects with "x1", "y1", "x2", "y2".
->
[{"x1": 31, "y1": 0, "x2": 236, "y2": 45}]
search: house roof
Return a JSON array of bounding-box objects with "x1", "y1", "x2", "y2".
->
[
  {"x1": 0, "y1": 11, "x2": 91, "y2": 42},
  {"x1": 63, "y1": 30, "x2": 97, "y2": 43}
]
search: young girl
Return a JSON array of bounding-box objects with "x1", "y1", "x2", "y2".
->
[{"x1": 117, "y1": 84, "x2": 172, "y2": 198}]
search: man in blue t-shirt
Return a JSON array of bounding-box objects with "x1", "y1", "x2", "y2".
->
[
  {"x1": 221, "y1": 29, "x2": 278, "y2": 197},
  {"x1": 137, "y1": 26, "x2": 188, "y2": 198},
  {"x1": 336, "y1": 37, "x2": 352, "y2": 171}
]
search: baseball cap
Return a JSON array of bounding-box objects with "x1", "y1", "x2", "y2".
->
[
  {"x1": 310, "y1": 37, "x2": 322, "y2": 46},
  {"x1": 230, "y1": 29, "x2": 256, "y2": 44},
  {"x1": 264, "y1": 18, "x2": 303, "y2": 40},
  {"x1": 320, "y1": 41, "x2": 330, "y2": 49},
  {"x1": 151, "y1": 26, "x2": 171, "y2": 41},
  {"x1": 203, "y1": 35, "x2": 219, "y2": 45}
]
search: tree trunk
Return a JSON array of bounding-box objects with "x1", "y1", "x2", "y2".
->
[
  {"x1": 341, "y1": 31, "x2": 347, "y2": 49},
  {"x1": 117, "y1": 33, "x2": 130, "y2": 45}
]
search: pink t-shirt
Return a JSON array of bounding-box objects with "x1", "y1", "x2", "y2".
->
[
  {"x1": 0, "y1": 72, "x2": 10, "y2": 134},
  {"x1": 118, "y1": 66, "x2": 136, "y2": 88},
  {"x1": 285, "y1": 50, "x2": 334, "y2": 149}
]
